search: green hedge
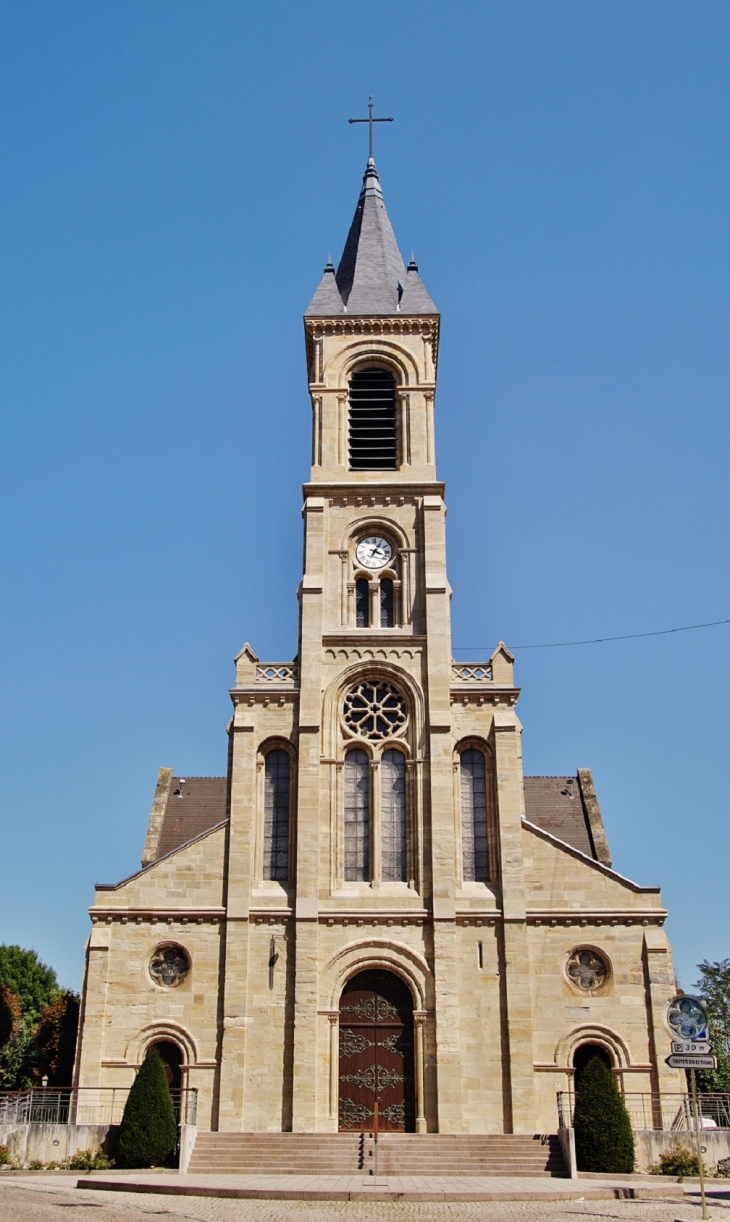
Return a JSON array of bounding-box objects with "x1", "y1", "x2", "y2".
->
[
  {"x1": 573, "y1": 1056, "x2": 635, "y2": 1173},
  {"x1": 115, "y1": 1047, "x2": 177, "y2": 1169}
]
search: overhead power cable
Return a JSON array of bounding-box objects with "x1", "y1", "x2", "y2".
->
[{"x1": 452, "y1": 616, "x2": 730, "y2": 652}]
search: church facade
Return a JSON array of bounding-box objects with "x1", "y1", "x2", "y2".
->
[{"x1": 74, "y1": 156, "x2": 681, "y2": 1137}]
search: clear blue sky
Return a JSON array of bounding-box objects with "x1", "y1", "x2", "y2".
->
[{"x1": 1, "y1": 1, "x2": 728, "y2": 993}]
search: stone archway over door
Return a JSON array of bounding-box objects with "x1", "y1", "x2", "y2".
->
[{"x1": 338, "y1": 969, "x2": 415, "y2": 1132}]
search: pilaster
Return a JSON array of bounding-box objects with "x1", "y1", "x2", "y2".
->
[
  {"x1": 493, "y1": 709, "x2": 535, "y2": 1132},
  {"x1": 422, "y1": 493, "x2": 464, "y2": 1129},
  {"x1": 291, "y1": 493, "x2": 326, "y2": 1130},
  {"x1": 643, "y1": 926, "x2": 685, "y2": 1096},
  {"x1": 74, "y1": 927, "x2": 110, "y2": 1089},
  {"x1": 218, "y1": 706, "x2": 257, "y2": 1129}
]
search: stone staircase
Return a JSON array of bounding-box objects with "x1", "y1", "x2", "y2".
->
[{"x1": 187, "y1": 1132, "x2": 567, "y2": 1177}]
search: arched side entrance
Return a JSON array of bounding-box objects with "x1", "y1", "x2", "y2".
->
[
  {"x1": 338, "y1": 969, "x2": 415, "y2": 1132},
  {"x1": 573, "y1": 1041, "x2": 612, "y2": 1086},
  {"x1": 151, "y1": 1040, "x2": 183, "y2": 1090}
]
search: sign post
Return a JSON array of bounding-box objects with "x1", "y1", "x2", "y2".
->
[
  {"x1": 665, "y1": 995, "x2": 711, "y2": 1221},
  {"x1": 690, "y1": 1067, "x2": 708, "y2": 1222}
]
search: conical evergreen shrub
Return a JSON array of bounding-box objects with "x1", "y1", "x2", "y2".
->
[
  {"x1": 115, "y1": 1047, "x2": 177, "y2": 1169},
  {"x1": 573, "y1": 1056, "x2": 635, "y2": 1173}
]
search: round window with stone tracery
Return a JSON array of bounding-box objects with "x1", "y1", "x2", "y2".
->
[
  {"x1": 149, "y1": 944, "x2": 190, "y2": 989},
  {"x1": 566, "y1": 948, "x2": 609, "y2": 993},
  {"x1": 342, "y1": 680, "x2": 407, "y2": 741}
]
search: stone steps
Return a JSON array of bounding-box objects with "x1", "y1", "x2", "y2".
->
[{"x1": 188, "y1": 1132, "x2": 567, "y2": 1177}]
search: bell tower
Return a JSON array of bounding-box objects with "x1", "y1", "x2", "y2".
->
[{"x1": 290, "y1": 156, "x2": 471, "y2": 1132}]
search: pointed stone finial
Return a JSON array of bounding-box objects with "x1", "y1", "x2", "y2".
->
[
  {"x1": 489, "y1": 641, "x2": 515, "y2": 685},
  {"x1": 234, "y1": 642, "x2": 259, "y2": 685}
]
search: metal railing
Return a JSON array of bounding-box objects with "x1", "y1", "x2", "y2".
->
[
  {"x1": 557, "y1": 1090, "x2": 730, "y2": 1133},
  {"x1": 0, "y1": 1086, "x2": 197, "y2": 1128}
]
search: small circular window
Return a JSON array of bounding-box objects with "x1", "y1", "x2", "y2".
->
[
  {"x1": 150, "y1": 945, "x2": 190, "y2": 989},
  {"x1": 343, "y1": 680, "x2": 407, "y2": 741},
  {"x1": 566, "y1": 948, "x2": 609, "y2": 994}
]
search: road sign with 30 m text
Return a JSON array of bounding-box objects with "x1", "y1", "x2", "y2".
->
[
  {"x1": 671, "y1": 1040, "x2": 711, "y2": 1055},
  {"x1": 666, "y1": 1054, "x2": 716, "y2": 1070}
]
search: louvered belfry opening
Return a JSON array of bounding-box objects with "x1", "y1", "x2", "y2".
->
[{"x1": 348, "y1": 367, "x2": 398, "y2": 470}]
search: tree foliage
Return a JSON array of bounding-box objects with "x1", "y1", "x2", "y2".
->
[
  {"x1": 694, "y1": 959, "x2": 730, "y2": 1093},
  {"x1": 115, "y1": 1047, "x2": 177, "y2": 1169},
  {"x1": 0, "y1": 1021, "x2": 35, "y2": 1090},
  {"x1": 33, "y1": 991, "x2": 80, "y2": 1086},
  {"x1": 573, "y1": 1056, "x2": 635, "y2": 1173},
  {"x1": 0, "y1": 984, "x2": 21, "y2": 1048},
  {"x1": 0, "y1": 945, "x2": 59, "y2": 1025},
  {"x1": 0, "y1": 949, "x2": 77, "y2": 1089}
]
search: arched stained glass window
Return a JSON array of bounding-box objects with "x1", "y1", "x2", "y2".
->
[
  {"x1": 356, "y1": 579, "x2": 369, "y2": 628},
  {"x1": 461, "y1": 748, "x2": 489, "y2": 882},
  {"x1": 381, "y1": 749, "x2": 406, "y2": 881},
  {"x1": 344, "y1": 749, "x2": 370, "y2": 881},
  {"x1": 263, "y1": 749, "x2": 290, "y2": 881},
  {"x1": 380, "y1": 579, "x2": 394, "y2": 628}
]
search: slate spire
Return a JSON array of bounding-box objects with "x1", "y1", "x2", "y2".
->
[{"x1": 305, "y1": 158, "x2": 437, "y2": 317}]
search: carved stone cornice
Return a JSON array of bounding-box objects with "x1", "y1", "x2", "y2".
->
[{"x1": 305, "y1": 316, "x2": 440, "y2": 384}]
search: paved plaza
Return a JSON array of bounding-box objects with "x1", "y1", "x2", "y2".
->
[{"x1": 2, "y1": 1175, "x2": 730, "y2": 1222}]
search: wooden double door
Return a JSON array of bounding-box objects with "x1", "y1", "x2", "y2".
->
[{"x1": 338, "y1": 969, "x2": 415, "y2": 1132}]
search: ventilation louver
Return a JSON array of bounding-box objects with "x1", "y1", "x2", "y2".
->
[{"x1": 348, "y1": 368, "x2": 397, "y2": 470}]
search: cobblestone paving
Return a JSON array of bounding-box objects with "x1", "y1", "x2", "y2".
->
[{"x1": 1, "y1": 1177, "x2": 730, "y2": 1222}]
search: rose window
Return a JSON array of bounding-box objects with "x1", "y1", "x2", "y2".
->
[
  {"x1": 150, "y1": 945, "x2": 190, "y2": 988},
  {"x1": 567, "y1": 949, "x2": 607, "y2": 992},
  {"x1": 343, "y1": 681, "x2": 407, "y2": 741}
]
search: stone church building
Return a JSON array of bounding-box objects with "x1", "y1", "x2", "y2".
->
[{"x1": 74, "y1": 155, "x2": 681, "y2": 1139}]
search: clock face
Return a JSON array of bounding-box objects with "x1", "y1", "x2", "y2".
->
[{"x1": 355, "y1": 536, "x2": 393, "y2": 570}]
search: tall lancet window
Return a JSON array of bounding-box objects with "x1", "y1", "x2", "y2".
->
[
  {"x1": 381, "y1": 749, "x2": 407, "y2": 881},
  {"x1": 461, "y1": 748, "x2": 489, "y2": 882},
  {"x1": 348, "y1": 368, "x2": 397, "y2": 470},
  {"x1": 344, "y1": 749, "x2": 370, "y2": 881},
  {"x1": 263, "y1": 749, "x2": 290, "y2": 881}
]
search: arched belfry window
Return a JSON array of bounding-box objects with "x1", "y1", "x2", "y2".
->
[
  {"x1": 348, "y1": 368, "x2": 397, "y2": 470},
  {"x1": 461, "y1": 748, "x2": 489, "y2": 882},
  {"x1": 263, "y1": 749, "x2": 290, "y2": 881}
]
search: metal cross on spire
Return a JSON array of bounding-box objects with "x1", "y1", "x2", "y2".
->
[{"x1": 348, "y1": 95, "x2": 393, "y2": 160}]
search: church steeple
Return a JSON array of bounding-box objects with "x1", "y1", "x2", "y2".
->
[{"x1": 305, "y1": 159, "x2": 437, "y2": 317}]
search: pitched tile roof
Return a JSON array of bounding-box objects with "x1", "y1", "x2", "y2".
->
[
  {"x1": 305, "y1": 159, "x2": 438, "y2": 318},
  {"x1": 523, "y1": 775, "x2": 600, "y2": 859},
  {"x1": 154, "y1": 776, "x2": 228, "y2": 861},
  {"x1": 141, "y1": 771, "x2": 610, "y2": 868}
]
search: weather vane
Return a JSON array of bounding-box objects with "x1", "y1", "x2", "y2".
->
[{"x1": 348, "y1": 95, "x2": 393, "y2": 160}]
